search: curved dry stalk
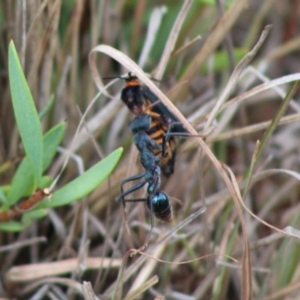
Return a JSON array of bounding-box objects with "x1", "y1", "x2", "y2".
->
[
  {"x1": 205, "y1": 25, "x2": 271, "y2": 130},
  {"x1": 155, "y1": 0, "x2": 193, "y2": 79},
  {"x1": 138, "y1": 6, "x2": 167, "y2": 69},
  {"x1": 168, "y1": 0, "x2": 248, "y2": 102},
  {"x1": 222, "y1": 164, "x2": 252, "y2": 299},
  {"x1": 5, "y1": 257, "x2": 122, "y2": 283},
  {"x1": 208, "y1": 112, "x2": 300, "y2": 143},
  {"x1": 222, "y1": 73, "x2": 300, "y2": 111},
  {"x1": 124, "y1": 276, "x2": 159, "y2": 300}
]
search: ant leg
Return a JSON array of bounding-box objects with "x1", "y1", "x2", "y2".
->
[
  {"x1": 162, "y1": 121, "x2": 208, "y2": 156},
  {"x1": 132, "y1": 173, "x2": 160, "y2": 254},
  {"x1": 130, "y1": 194, "x2": 155, "y2": 256},
  {"x1": 119, "y1": 172, "x2": 145, "y2": 189},
  {"x1": 145, "y1": 192, "x2": 155, "y2": 249},
  {"x1": 116, "y1": 173, "x2": 147, "y2": 206},
  {"x1": 122, "y1": 197, "x2": 146, "y2": 203},
  {"x1": 117, "y1": 181, "x2": 147, "y2": 203},
  {"x1": 118, "y1": 172, "x2": 144, "y2": 197},
  {"x1": 162, "y1": 121, "x2": 183, "y2": 156},
  {"x1": 117, "y1": 174, "x2": 149, "y2": 253}
]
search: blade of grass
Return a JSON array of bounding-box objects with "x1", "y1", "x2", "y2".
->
[
  {"x1": 243, "y1": 79, "x2": 300, "y2": 199},
  {"x1": 168, "y1": 0, "x2": 248, "y2": 102},
  {"x1": 154, "y1": 0, "x2": 193, "y2": 79},
  {"x1": 224, "y1": 165, "x2": 252, "y2": 300},
  {"x1": 8, "y1": 41, "x2": 43, "y2": 188},
  {"x1": 205, "y1": 25, "x2": 271, "y2": 130},
  {"x1": 44, "y1": 148, "x2": 122, "y2": 208},
  {"x1": 208, "y1": 112, "x2": 300, "y2": 143},
  {"x1": 8, "y1": 123, "x2": 66, "y2": 206},
  {"x1": 222, "y1": 73, "x2": 300, "y2": 111},
  {"x1": 256, "y1": 79, "x2": 300, "y2": 159},
  {"x1": 6, "y1": 257, "x2": 122, "y2": 282},
  {"x1": 138, "y1": 6, "x2": 167, "y2": 69},
  {"x1": 123, "y1": 276, "x2": 159, "y2": 300}
]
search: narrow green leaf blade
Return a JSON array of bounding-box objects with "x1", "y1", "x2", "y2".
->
[
  {"x1": 42, "y1": 122, "x2": 66, "y2": 171},
  {"x1": 8, "y1": 123, "x2": 65, "y2": 206},
  {"x1": 0, "y1": 221, "x2": 25, "y2": 232},
  {"x1": 8, "y1": 41, "x2": 43, "y2": 187},
  {"x1": 7, "y1": 159, "x2": 34, "y2": 207},
  {"x1": 39, "y1": 95, "x2": 54, "y2": 121},
  {"x1": 46, "y1": 148, "x2": 123, "y2": 208},
  {"x1": 22, "y1": 209, "x2": 48, "y2": 221},
  {"x1": 0, "y1": 188, "x2": 8, "y2": 206}
]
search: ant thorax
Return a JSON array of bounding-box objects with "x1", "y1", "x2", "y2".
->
[{"x1": 129, "y1": 114, "x2": 151, "y2": 134}]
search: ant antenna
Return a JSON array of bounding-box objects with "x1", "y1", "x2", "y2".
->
[
  {"x1": 102, "y1": 75, "x2": 124, "y2": 80},
  {"x1": 102, "y1": 72, "x2": 167, "y2": 83}
]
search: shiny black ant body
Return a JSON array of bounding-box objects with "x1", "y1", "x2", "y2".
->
[
  {"x1": 115, "y1": 113, "x2": 172, "y2": 249},
  {"x1": 116, "y1": 114, "x2": 172, "y2": 221}
]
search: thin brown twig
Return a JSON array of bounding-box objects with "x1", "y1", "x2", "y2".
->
[{"x1": 0, "y1": 188, "x2": 51, "y2": 222}]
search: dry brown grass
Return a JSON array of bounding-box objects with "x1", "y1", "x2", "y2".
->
[{"x1": 1, "y1": 1, "x2": 300, "y2": 299}]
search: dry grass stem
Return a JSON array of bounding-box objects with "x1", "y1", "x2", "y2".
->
[{"x1": 2, "y1": 1, "x2": 300, "y2": 299}]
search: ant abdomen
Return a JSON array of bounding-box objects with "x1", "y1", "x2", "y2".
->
[{"x1": 148, "y1": 191, "x2": 172, "y2": 223}]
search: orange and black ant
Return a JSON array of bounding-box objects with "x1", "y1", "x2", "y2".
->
[{"x1": 104, "y1": 72, "x2": 187, "y2": 177}]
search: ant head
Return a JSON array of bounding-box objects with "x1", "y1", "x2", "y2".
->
[
  {"x1": 126, "y1": 72, "x2": 138, "y2": 81},
  {"x1": 124, "y1": 73, "x2": 140, "y2": 87}
]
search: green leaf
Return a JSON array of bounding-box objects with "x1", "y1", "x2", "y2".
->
[
  {"x1": 8, "y1": 41, "x2": 43, "y2": 187},
  {"x1": 39, "y1": 95, "x2": 54, "y2": 121},
  {"x1": 40, "y1": 176, "x2": 53, "y2": 188},
  {"x1": 7, "y1": 158, "x2": 35, "y2": 207},
  {"x1": 0, "y1": 188, "x2": 8, "y2": 206},
  {"x1": 8, "y1": 123, "x2": 65, "y2": 206},
  {"x1": 42, "y1": 122, "x2": 66, "y2": 171},
  {"x1": 0, "y1": 221, "x2": 26, "y2": 232},
  {"x1": 22, "y1": 209, "x2": 48, "y2": 221},
  {"x1": 195, "y1": 0, "x2": 215, "y2": 5},
  {"x1": 201, "y1": 48, "x2": 247, "y2": 74},
  {"x1": 45, "y1": 148, "x2": 123, "y2": 208}
]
